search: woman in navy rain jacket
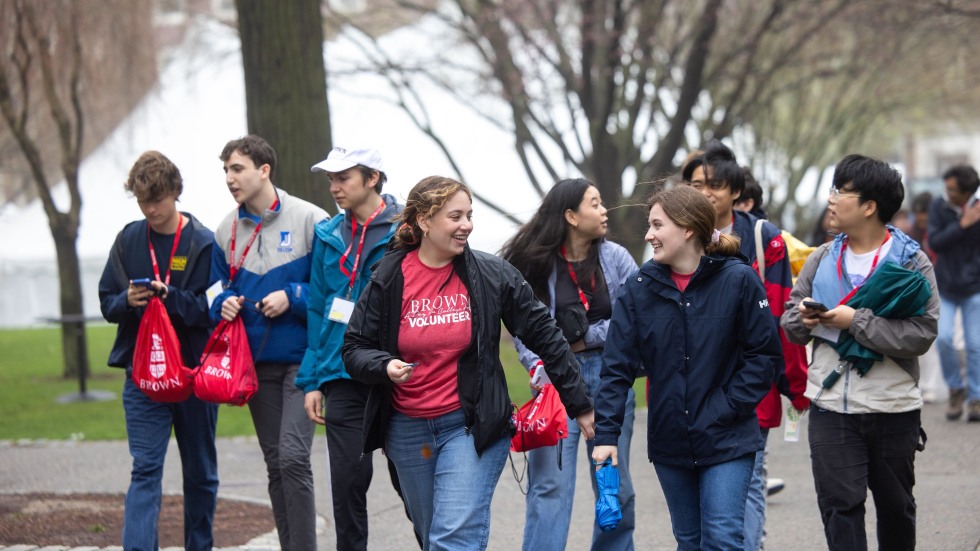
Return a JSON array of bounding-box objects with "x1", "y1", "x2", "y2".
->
[{"x1": 592, "y1": 185, "x2": 781, "y2": 550}]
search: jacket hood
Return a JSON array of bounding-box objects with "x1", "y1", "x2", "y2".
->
[{"x1": 826, "y1": 225, "x2": 920, "y2": 266}]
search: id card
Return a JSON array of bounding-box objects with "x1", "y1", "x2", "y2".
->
[
  {"x1": 205, "y1": 280, "x2": 224, "y2": 309},
  {"x1": 811, "y1": 324, "x2": 841, "y2": 343},
  {"x1": 328, "y1": 297, "x2": 355, "y2": 324}
]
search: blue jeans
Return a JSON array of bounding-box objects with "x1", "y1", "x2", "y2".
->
[
  {"x1": 122, "y1": 377, "x2": 219, "y2": 551},
  {"x1": 937, "y1": 292, "x2": 980, "y2": 401},
  {"x1": 654, "y1": 454, "x2": 754, "y2": 551},
  {"x1": 386, "y1": 408, "x2": 510, "y2": 551},
  {"x1": 523, "y1": 350, "x2": 636, "y2": 551},
  {"x1": 743, "y1": 427, "x2": 769, "y2": 551}
]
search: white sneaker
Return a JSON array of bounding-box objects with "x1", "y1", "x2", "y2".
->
[{"x1": 766, "y1": 478, "x2": 785, "y2": 496}]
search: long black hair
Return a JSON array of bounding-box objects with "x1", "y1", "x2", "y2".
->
[{"x1": 500, "y1": 178, "x2": 602, "y2": 305}]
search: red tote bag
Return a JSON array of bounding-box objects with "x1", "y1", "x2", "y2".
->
[
  {"x1": 511, "y1": 383, "x2": 569, "y2": 452},
  {"x1": 193, "y1": 317, "x2": 257, "y2": 406},
  {"x1": 132, "y1": 297, "x2": 194, "y2": 402}
]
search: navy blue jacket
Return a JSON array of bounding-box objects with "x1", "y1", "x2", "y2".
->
[
  {"x1": 595, "y1": 254, "x2": 781, "y2": 468},
  {"x1": 99, "y1": 214, "x2": 214, "y2": 371}
]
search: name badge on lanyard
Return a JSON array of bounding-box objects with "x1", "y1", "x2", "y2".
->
[
  {"x1": 328, "y1": 297, "x2": 355, "y2": 324},
  {"x1": 332, "y1": 201, "x2": 386, "y2": 324}
]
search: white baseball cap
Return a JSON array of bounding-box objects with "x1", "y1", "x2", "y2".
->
[{"x1": 311, "y1": 146, "x2": 384, "y2": 173}]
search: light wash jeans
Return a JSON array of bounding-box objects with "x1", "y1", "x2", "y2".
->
[
  {"x1": 654, "y1": 453, "x2": 754, "y2": 551},
  {"x1": 937, "y1": 293, "x2": 980, "y2": 401},
  {"x1": 522, "y1": 350, "x2": 636, "y2": 551},
  {"x1": 122, "y1": 377, "x2": 219, "y2": 551},
  {"x1": 743, "y1": 428, "x2": 770, "y2": 551},
  {"x1": 386, "y1": 408, "x2": 510, "y2": 551}
]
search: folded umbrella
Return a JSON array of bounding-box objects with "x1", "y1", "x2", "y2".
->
[{"x1": 593, "y1": 459, "x2": 622, "y2": 533}]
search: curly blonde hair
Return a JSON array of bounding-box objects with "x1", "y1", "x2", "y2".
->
[{"x1": 392, "y1": 176, "x2": 473, "y2": 250}]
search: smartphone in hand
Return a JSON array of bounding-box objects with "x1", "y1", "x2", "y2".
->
[
  {"x1": 131, "y1": 278, "x2": 154, "y2": 288},
  {"x1": 802, "y1": 300, "x2": 829, "y2": 312}
]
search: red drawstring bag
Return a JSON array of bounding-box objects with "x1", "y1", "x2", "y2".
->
[
  {"x1": 132, "y1": 297, "x2": 194, "y2": 402},
  {"x1": 193, "y1": 317, "x2": 257, "y2": 406},
  {"x1": 511, "y1": 383, "x2": 568, "y2": 452}
]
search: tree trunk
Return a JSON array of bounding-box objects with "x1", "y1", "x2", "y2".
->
[
  {"x1": 51, "y1": 220, "x2": 88, "y2": 381},
  {"x1": 235, "y1": 0, "x2": 334, "y2": 214}
]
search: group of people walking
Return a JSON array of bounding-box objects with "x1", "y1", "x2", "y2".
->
[{"x1": 99, "y1": 132, "x2": 977, "y2": 551}]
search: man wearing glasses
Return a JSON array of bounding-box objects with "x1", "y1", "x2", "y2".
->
[{"x1": 782, "y1": 154, "x2": 938, "y2": 551}]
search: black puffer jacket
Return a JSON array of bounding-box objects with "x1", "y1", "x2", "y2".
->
[{"x1": 342, "y1": 245, "x2": 592, "y2": 455}]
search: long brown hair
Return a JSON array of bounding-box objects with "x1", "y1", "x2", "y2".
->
[
  {"x1": 647, "y1": 186, "x2": 741, "y2": 256},
  {"x1": 392, "y1": 176, "x2": 473, "y2": 250}
]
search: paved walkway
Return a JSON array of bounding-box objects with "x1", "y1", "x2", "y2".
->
[{"x1": 2, "y1": 401, "x2": 979, "y2": 550}]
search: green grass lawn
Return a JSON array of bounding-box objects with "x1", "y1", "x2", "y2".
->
[{"x1": 0, "y1": 326, "x2": 645, "y2": 441}]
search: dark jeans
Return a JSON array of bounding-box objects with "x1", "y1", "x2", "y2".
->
[
  {"x1": 808, "y1": 406, "x2": 921, "y2": 551},
  {"x1": 249, "y1": 363, "x2": 316, "y2": 551},
  {"x1": 323, "y1": 378, "x2": 375, "y2": 551},
  {"x1": 322, "y1": 378, "x2": 419, "y2": 550},
  {"x1": 122, "y1": 377, "x2": 218, "y2": 551}
]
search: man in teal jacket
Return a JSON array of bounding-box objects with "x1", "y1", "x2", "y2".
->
[{"x1": 297, "y1": 146, "x2": 406, "y2": 550}]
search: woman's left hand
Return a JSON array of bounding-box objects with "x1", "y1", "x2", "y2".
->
[{"x1": 576, "y1": 409, "x2": 595, "y2": 440}]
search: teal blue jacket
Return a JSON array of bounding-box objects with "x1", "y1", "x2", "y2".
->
[{"x1": 295, "y1": 195, "x2": 402, "y2": 392}]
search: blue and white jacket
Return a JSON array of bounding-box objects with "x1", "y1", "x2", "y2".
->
[
  {"x1": 514, "y1": 240, "x2": 638, "y2": 369},
  {"x1": 296, "y1": 195, "x2": 403, "y2": 392},
  {"x1": 209, "y1": 188, "x2": 328, "y2": 364}
]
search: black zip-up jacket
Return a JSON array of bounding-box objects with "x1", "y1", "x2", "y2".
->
[
  {"x1": 927, "y1": 196, "x2": 980, "y2": 297},
  {"x1": 99, "y1": 214, "x2": 214, "y2": 371},
  {"x1": 342, "y1": 245, "x2": 593, "y2": 455}
]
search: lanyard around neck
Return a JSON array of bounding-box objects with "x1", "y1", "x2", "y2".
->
[
  {"x1": 339, "y1": 200, "x2": 386, "y2": 294},
  {"x1": 230, "y1": 198, "x2": 279, "y2": 282},
  {"x1": 147, "y1": 216, "x2": 184, "y2": 286},
  {"x1": 560, "y1": 245, "x2": 594, "y2": 312},
  {"x1": 836, "y1": 231, "x2": 890, "y2": 305}
]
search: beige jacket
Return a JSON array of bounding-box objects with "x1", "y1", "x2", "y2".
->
[{"x1": 781, "y1": 243, "x2": 939, "y2": 414}]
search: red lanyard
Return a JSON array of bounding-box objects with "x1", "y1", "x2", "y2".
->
[
  {"x1": 339, "y1": 200, "x2": 386, "y2": 293},
  {"x1": 560, "y1": 245, "x2": 594, "y2": 312},
  {"x1": 836, "y1": 231, "x2": 890, "y2": 305},
  {"x1": 147, "y1": 216, "x2": 184, "y2": 286},
  {"x1": 230, "y1": 199, "x2": 279, "y2": 282}
]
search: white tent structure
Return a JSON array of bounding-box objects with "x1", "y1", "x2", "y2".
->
[{"x1": 0, "y1": 16, "x2": 541, "y2": 328}]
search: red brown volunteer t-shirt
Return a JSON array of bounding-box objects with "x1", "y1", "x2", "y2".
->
[{"x1": 393, "y1": 250, "x2": 472, "y2": 418}]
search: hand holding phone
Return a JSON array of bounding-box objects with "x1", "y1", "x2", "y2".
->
[
  {"x1": 131, "y1": 278, "x2": 154, "y2": 288},
  {"x1": 802, "y1": 300, "x2": 829, "y2": 312}
]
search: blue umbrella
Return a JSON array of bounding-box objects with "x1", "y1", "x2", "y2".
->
[{"x1": 593, "y1": 459, "x2": 622, "y2": 532}]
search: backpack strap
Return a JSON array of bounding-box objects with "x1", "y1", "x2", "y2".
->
[{"x1": 754, "y1": 218, "x2": 766, "y2": 281}]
